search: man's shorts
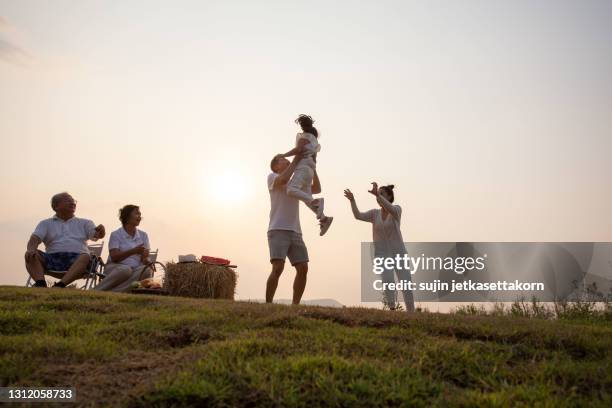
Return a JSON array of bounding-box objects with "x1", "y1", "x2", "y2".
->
[
  {"x1": 38, "y1": 251, "x2": 90, "y2": 272},
  {"x1": 267, "y1": 230, "x2": 309, "y2": 266}
]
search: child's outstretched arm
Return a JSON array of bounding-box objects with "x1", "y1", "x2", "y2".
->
[{"x1": 277, "y1": 138, "x2": 309, "y2": 158}]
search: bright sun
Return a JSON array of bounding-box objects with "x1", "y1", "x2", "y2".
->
[{"x1": 205, "y1": 167, "x2": 253, "y2": 203}]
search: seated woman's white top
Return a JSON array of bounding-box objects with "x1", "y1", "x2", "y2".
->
[{"x1": 107, "y1": 227, "x2": 150, "y2": 269}]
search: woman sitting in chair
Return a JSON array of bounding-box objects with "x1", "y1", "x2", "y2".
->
[{"x1": 94, "y1": 204, "x2": 153, "y2": 292}]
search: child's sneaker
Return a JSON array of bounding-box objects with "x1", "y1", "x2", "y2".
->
[{"x1": 319, "y1": 216, "x2": 333, "y2": 236}]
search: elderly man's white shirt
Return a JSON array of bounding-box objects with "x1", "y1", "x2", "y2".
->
[{"x1": 33, "y1": 215, "x2": 97, "y2": 254}]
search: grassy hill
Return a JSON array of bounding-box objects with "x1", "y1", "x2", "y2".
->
[{"x1": 0, "y1": 287, "x2": 610, "y2": 407}]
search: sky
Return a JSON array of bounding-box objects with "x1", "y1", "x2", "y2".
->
[{"x1": 1, "y1": 0, "x2": 611, "y2": 308}]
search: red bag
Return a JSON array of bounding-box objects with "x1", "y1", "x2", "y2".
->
[{"x1": 200, "y1": 255, "x2": 231, "y2": 266}]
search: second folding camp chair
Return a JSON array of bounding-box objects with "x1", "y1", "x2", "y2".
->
[{"x1": 25, "y1": 242, "x2": 105, "y2": 290}]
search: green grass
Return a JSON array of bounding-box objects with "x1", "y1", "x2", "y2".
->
[{"x1": 0, "y1": 287, "x2": 610, "y2": 407}]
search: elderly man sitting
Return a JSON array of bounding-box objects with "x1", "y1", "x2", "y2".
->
[{"x1": 24, "y1": 192, "x2": 105, "y2": 288}]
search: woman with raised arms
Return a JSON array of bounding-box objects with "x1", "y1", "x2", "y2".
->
[{"x1": 344, "y1": 183, "x2": 415, "y2": 312}]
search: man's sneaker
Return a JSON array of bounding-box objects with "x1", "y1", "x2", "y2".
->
[
  {"x1": 314, "y1": 198, "x2": 325, "y2": 220},
  {"x1": 319, "y1": 216, "x2": 333, "y2": 236},
  {"x1": 33, "y1": 280, "x2": 47, "y2": 288},
  {"x1": 52, "y1": 281, "x2": 66, "y2": 288}
]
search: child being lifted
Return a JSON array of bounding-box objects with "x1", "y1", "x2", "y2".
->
[{"x1": 276, "y1": 114, "x2": 333, "y2": 236}]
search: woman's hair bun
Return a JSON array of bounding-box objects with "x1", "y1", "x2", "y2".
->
[{"x1": 387, "y1": 184, "x2": 395, "y2": 190}]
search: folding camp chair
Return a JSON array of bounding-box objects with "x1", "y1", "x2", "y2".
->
[
  {"x1": 138, "y1": 249, "x2": 166, "y2": 281},
  {"x1": 25, "y1": 242, "x2": 105, "y2": 290},
  {"x1": 94, "y1": 248, "x2": 166, "y2": 284}
]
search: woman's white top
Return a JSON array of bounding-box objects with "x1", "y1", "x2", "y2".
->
[
  {"x1": 107, "y1": 227, "x2": 150, "y2": 269},
  {"x1": 295, "y1": 132, "x2": 320, "y2": 170},
  {"x1": 351, "y1": 194, "x2": 407, "y2": 257}
]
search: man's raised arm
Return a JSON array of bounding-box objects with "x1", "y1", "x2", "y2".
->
[{"x1": 272, "y1": 154, "x2": 304, "y2": 189}]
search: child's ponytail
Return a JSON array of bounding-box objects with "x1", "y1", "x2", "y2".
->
[{"x1": 295, "y1": 114, "x2": 318, "y2": 138}]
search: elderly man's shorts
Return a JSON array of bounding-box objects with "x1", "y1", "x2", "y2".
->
[
  {"x1": 267, "y1": 230, "x2": 309, "y2": 266},
  {"x1": 38, "y1": 251, "x2": 91, "y2": 272}
]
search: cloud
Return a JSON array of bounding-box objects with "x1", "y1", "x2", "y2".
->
[
  {"x1": 0, "y1": 16, "x2": 29, "y2": 65},
  {"x1": 0, "y1": 38, "x2": 26, "y2": 58}
]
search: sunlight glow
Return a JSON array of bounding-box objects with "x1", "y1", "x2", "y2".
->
[{"x1": 203, "y1": 166, "x2": 254, "y2": 204}]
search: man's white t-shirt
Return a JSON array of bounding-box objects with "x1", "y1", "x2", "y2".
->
[
  {"x1": 33, "y1": 215, "x2": 97, "y2": 254},
  {"x1": 268, "y1": 172, "x2": 301, "y2": 234},
  {"x1": 107, "y1": 227, "x2": 150, "y2": 269}
]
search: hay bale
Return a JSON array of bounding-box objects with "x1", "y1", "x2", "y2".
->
[{"x1": 164, "y1": 262, "x2": 237, "y2": 299}]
